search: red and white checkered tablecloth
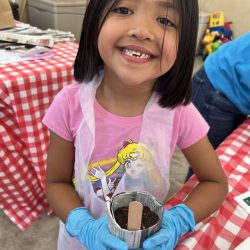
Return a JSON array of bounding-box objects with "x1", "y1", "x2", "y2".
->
[
  {"x1": 0, "y1": 42, "x2": 78, "y2": 230},
  {"x1": 166, "y1": 118, "x2": 250, "y2": 250}
]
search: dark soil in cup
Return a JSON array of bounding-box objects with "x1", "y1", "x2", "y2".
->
[{"x1": 114, "y1": 206, "x2": 159, "y2": 230}]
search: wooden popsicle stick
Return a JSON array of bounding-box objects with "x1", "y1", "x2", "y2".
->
[{"x1": 127, "y1": 201, "x2": 143, "y2": 230}]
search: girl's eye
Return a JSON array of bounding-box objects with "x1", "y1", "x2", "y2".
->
[
  {"x1": 113, "y1": 7, "x2": 133, "y2": 15},
  {"x1": 157, "y1": 17, "x2": 176, "y2": 28}
]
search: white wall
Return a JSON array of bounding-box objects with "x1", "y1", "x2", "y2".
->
[{"x1": 199, "y1": 0, "x2": 250, "y2": 37}]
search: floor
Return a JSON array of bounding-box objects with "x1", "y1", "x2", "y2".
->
[
  {"x1": 0, "y1": 211, "x2": 59, "y2": 250},
  {"x1": 0, "y1": 148, "x2": 188, "y2": 250}
]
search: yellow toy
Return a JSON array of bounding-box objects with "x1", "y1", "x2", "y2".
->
[
  {"x1": 200, "y1": 11, "x2": 233, "y2": 59},
  {"x1": 209, "y1": 11, "x2": 224, "y2": 30},
  {"x1": 201, "y1": 29, "x2": 219, "y2": 58}
]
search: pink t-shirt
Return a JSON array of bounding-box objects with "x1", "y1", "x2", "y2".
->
[
  {"x1": 43, "y1": 82, "x2": 209, "y2": 202},
  {"x1": 43, "y1": 83, "x2": 209, "y2": 157},
  {"x1": 43, "y1": 83, "x2": 209, "y2": 158}
]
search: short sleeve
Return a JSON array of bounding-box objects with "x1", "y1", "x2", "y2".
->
[
  {"x1": 42, "y1": 84, "x2": 81, "y2": 141},
  {"x1": 175, "y1": 103, "x2": 209, "y2": 149}
]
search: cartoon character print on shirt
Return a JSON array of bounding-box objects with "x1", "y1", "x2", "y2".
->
[{"x1": 88, "y1": 139, "x2": 165, "y2": 201}]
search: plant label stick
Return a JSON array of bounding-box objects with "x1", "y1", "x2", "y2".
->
[{"x1": 127, "y1": 201, "x2": 143, "y2": 230}]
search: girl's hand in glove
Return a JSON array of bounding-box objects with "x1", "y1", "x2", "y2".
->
[
  {"x1": 65, "y1": 207, "x2": 128, "y2": 250},
  {"x1": 143, "y1": 204, "x2": 195, "y2": 250}
]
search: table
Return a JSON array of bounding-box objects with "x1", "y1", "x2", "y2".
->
[
  {"x1": 0, "y1": 42, "x2": 78, "y2": 230},
  {"x1": 166, "y1": 118, "x2": 250, "y2": 249}
]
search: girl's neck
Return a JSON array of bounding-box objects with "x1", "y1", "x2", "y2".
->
[{"x1": 96, "y1": 74, "x2": 154, "y2": 117}]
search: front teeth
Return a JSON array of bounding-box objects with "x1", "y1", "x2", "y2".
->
[{"x1": 124, "y1": 48, "x2": 150, "y2": 59}]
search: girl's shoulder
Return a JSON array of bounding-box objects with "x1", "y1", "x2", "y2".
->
[
  {"x1": 59, "y1": 81, "x2": 81, "y2": 101},
  {"x1": 174, "y1": 102, "x2": 208, "y2": 127},
  {"x1": 173, "y1": 102, "x2": 209, "y2": 149},
  {"x1": 42, "y1": 82, "x2": 83, "y2": 141},
  {"x1": 174, "y1": 102, "x2": 197, "y2": 118},
  {"x1": 53, "y1": 81, "x2": 82, "y2": 116}
]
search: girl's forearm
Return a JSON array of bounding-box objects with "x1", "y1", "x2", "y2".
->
[
  {"x1": 46, "y1": 182, "x2": 83, "y2": 223},
  {"x1": 183, "y1": 180, "x2": 228, "y2": 223},
  {"x1": 181, "y1": 136, "x2": 228, "y2": 223}
]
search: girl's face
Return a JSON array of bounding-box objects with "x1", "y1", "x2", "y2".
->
[{"x1": 98, "y1": 0, "x2": 179, "y2": 87}]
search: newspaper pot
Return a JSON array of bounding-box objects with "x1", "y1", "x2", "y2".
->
[{"x1": 106, "y1": 191, "x2": 163, "y2": 249}]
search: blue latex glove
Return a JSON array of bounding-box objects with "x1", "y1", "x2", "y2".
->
[
  {"x1": 65, "y1": 207, "x2": 128, "y2": 250},
  {"x1": 143, "y1": 204, "x2": 195, "y2": 250}
]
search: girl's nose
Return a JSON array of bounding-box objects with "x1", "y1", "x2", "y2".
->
[{"x1": 127, "y1": 25, "x2": 155, "y2": 41}]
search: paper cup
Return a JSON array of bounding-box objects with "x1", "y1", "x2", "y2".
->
[{"x1": 106, "y1": 191, "x2": 163, "y2": 249}]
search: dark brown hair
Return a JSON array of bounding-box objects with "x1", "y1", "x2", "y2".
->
[{"x1": 74, "y1": 0, "x2": 199, "y2": 108}]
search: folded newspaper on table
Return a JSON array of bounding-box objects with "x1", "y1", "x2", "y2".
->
[
  {"x1": 0, "y1": 46, "x2": 54, "y2": 64},
  {"x1": 0, "y1": 32, "x2": 54, "y2": 48},
  {"x1": 43, "y1": 29, "x2": 75, "y2": 43},
  {"x1": 0, "y1": 22, "x2": 75, "y2": 48}
]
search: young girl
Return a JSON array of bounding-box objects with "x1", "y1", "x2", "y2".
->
[{"x1": 43, "y1": 0, "x2": 228, "y2": 249}]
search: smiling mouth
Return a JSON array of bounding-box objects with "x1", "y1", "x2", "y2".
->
[{"x1": 122, "y1": 48, "x2": 151, "y2": 59}]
